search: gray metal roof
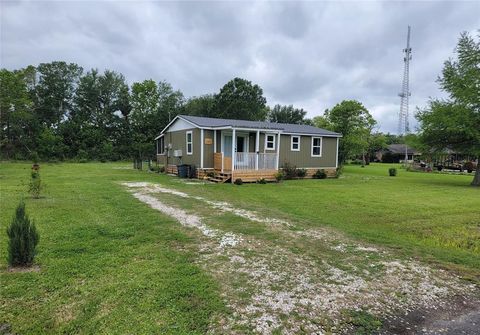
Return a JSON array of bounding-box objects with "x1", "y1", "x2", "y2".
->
[{"x1": 178, "y1": 115, "x2": 341, "y2": 137}]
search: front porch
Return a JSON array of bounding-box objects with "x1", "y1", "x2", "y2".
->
[{"x1": 211, "y1": 128, "x2": 280, "y2": 182}]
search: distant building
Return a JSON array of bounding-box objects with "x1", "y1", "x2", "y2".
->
[{"x1": 376, "y1": 144, "x2": 421, "y2": 163}]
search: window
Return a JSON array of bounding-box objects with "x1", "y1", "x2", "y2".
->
[
  {"x1": 157, "y1": 136, "x2": 165, "y2": 155},
  {"x1": 265, "y1": 134, "x2": 276, "y2": 150},
  {"x1": 186, "y1": 131, "x2": 193, "y2": 155},
  {"x1": 311, "y1": 137, "x2": 322, "y2": 157},
  {"x1": 291, "y1": 135, "x2": 300, "y2": 151}
]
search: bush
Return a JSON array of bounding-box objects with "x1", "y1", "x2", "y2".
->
[
  {"x1": 464, "y1": 161, "x2": 475, "y2": 173},
  {"x1": 297, "y1": 168, "x2": 307, "y2": 178},
  {"x1": 389, "y1": 168, "x2": 397, "y2": 176},
  {"x1": 29, "y1": 170, "x2": 43, "y2": 199},
  {"x1": 282, "y1": 162, "x2": 298, "y2": 180},
  {"x1": 274, "y1": 171, "x2": 284, "y2": 182},
  {"x1": 313, "y1": 169, "x2": 327, "y2": 179},
  {"x1": 234, "y1": 178, "x2": 243, "y2": 185},
  {"x1": 257, "y1": 178, "x2": 267, "y2": 184},
  {"x1": 335, "y1": 166, "x2": 344, "y2": 178},
  {"x1": 7, "y1": 201, "x2": 40, "y2": 267}
]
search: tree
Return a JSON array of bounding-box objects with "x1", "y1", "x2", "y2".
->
[
  {"x1": 34, "y1": 62, "x2": 83, "y2": 128},
  {"x1": 130, "y1": 80, "x2": 184, "y2": 159},
  {"x1": 324, "y1": 100, "x2": 376, "y2": 164},
  {"x1": 7, "y1": 201, "x2": 39, "y2": 267},
  {"x1": 67, "y1": 69, "x2": 128, "y2": 159},
  {"x1": 183, "y1": 94, "x2": 216, "y2": 117},
  {"x1": 312, "y1": 114, "x2": 333, "y2": 130},
  {"x1": 214, "y1": 77, "x2": 267, "y2": 121},
  {"x1": 268, "y1": 104, "x2": 307, "y2": 124},
  {"x1": 416, "y1": 32, "x2": 480, "y2": 186},
  {"x1": 367, "y1": 132, "x2": 387, "y2": 162},
  {"x1": 0, "y1": 69, "x2": 35, "y2": 158}
]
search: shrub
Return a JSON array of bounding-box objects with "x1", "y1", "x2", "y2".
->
[
  {"x1": 297, "y1": 168, "x2": 307, "y2": 178},
  {"x1": 234, "y1": 178, "x2": 243, "y2": 185},
  {"x1": 313, "y1": 169, "x2": 327, "y2": 179},
  {"x1": 29, "y1": 170, "x2": 43, "y2": 199},
  {"x1": 335, "y1": 166, "x2": 344, "y2": 178},
  {"x1": 274, "y1": 171, "x2": 284, "y2": 182},
  {"x1": 464, "y1": 161, "x2": 475, "y2": 173},
  {"x1": 282, "y1": 162, "x2": 297, "y2": 180},
  {"x1": 7, "y1": 201, "x2": 40, "y2": 267},
  {"x1": 388, "y1": 168, "x2": 397, "y2": 176},
  {"x1": 257, "y1": 178, "x2": 267, "y2": 184}
]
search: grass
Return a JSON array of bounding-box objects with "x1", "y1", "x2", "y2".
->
[
  {"x1": 0, "y1": 162, "x2": 224, "y2": 334},
  {"x1": 0, "y1": 161, "x2": 479, "y2": 333},
  {"x1": 164, "y1": 163, "x2": 480, "y2": 280}
]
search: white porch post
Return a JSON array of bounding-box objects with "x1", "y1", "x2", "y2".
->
[
  {"x1": 275, "y1": 131, "x2": 281, "y2": 170},
  {"x1": 213, "y1": 130, "x2": 217, "y2": 153},
  {"x1": 255, "y1": 130, "x2": 260, "y2": 170},
  {"x1": 231, "y1": 128, "x2": 236, "y2": 183},
  {"x1": 200, "y1": 129, "x2": 204, "y2": 169}
]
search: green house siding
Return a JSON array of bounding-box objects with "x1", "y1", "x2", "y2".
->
[
  {"x1": 164, "y1": 128, "x2": 201, "y2": 166},
  {"x1": 279, "y1": 135, "x2": 337, "y2": 168}
]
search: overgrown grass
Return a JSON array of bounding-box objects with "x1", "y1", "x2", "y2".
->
[{"x1": 0, "y1": 162, "x2": 224, "y2": 334}]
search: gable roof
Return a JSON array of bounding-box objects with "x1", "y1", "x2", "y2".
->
[{"x1": 159, "y1": 114, "x2": 341, "y2": 138}]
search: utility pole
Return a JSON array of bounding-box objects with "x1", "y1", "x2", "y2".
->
[{"x1": 398, "y1": 26, "x2": 412, "y2": 163}]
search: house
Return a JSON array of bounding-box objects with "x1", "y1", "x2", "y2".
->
[
  {"x1": 155, "y1": 115, "x2": 342, "y2": 182},
  {"x1": 376, "y1": 144, "x2": 421, "y2": 163}
]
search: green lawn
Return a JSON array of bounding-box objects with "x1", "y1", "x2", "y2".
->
[
  {"x1": 0, "y1": 162, "x2": 224, "y2": 334},
  {"x1": 0, "y1": 162, "x2": 478, "y2": 334}
]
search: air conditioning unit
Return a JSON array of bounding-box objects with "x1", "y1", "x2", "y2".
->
[{"x1": 173, "y1": 150, "x2": 183, "y2": 157}]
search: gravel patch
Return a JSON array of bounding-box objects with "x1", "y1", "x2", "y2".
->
[{"x1": 122, "y1": 181, "x2": 478, "y2": 334}]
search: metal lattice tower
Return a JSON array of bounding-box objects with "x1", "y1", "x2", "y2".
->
[{"x1": 398, "y1": 26, "x2": 412, "y2": 136}]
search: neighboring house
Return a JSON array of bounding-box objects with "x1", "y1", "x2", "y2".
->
[
  {"x1": 155, "y1": 115, "x2": 342, "y2": 182},
  {"x1": 376, "y1": 144, "x2": 421, "y2": 163}
]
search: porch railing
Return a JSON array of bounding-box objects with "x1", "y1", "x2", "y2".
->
[{"x1": 234, "y1": 152, "x2": 277, "y2": 171}]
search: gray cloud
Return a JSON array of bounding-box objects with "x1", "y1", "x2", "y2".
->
[{"x1": 1, "y1": 1, "x2": 479, "y2": 133}]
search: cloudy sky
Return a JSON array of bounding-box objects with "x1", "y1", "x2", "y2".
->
[{"x1": 1, "y1": 1, "x2": 479, "y2": 133}]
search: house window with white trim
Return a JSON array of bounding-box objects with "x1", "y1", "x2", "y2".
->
[
  {"x1": 291, "y1": 135, "x2": 300, "y2": 151},
  {"x1": 311, "y1": 137, "x2": 322, "y2": 157},
  {"x1": 265, "y1": 134, "x2": 276, "y2": 150},
  {"x1": 157, "y1": 136, "x2": 165, "y2": 155},
  {"x1": 186, "y1": 131, "x2": 193, "y2": 155}
]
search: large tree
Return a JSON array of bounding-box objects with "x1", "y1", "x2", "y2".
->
[
  {"x1": 0, "y1": 69, "x2": 35, "y2": 158},
  {"x1": 130, "y1": 80, "x2": 184, "y2": 159},
  {"x1": 183, "y1": 94, "x2": 216, "y2": 117},
  {"x1": 268, "y1": 104, "x2": 307, "y2": 124},
  {"x1": 34, "y1": 62, "x2": 83, "y2": 128},
  {"x1": 324, "y1": 100, "x2": 376, "y2": 164},
  {"x1": 214, "y1": 77, "x2": 267, "y2": 121},
  {"x1": 416, "y1": 32, "x2": 480, "y2": 186}
]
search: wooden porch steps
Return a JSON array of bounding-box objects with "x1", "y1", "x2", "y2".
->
[{"x1": 208, "y1": 172, "x2": 231, "y2": 183}]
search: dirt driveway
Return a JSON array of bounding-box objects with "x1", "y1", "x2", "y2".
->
[{"x1": 123, "y1": 182, "x2": 480, "y2": 334}]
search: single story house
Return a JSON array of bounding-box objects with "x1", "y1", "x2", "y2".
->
[
  {"x1": 376, "y1": 144, "x2": 421, "y2": 163},
  {"x1": 155, "y1": 115, "x2": 342, "y2": 182}
]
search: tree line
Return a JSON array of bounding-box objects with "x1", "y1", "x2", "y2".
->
[{"x1": 0, "y1": 68, "x2": 316, "y2": 161}]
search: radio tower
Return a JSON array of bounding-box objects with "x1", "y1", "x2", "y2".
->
[{"x1": 398, "y1": 26, "x2": 412, "y2": 163}]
